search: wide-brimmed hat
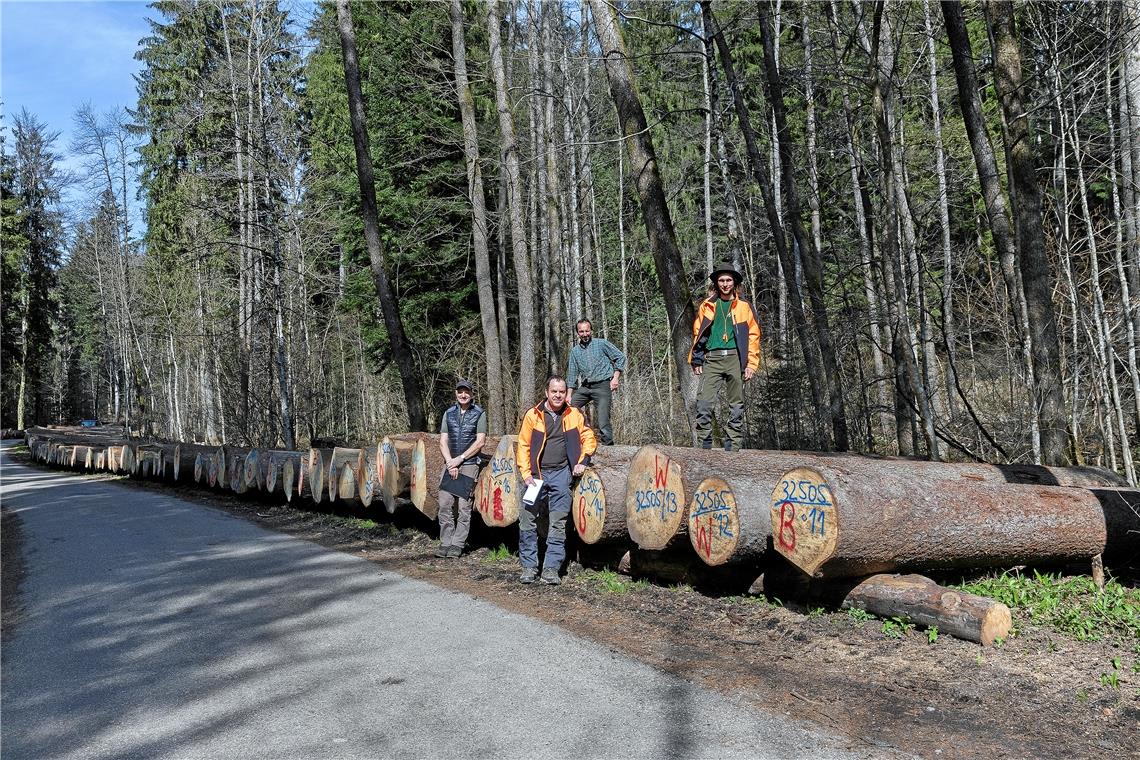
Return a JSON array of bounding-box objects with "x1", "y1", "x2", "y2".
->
[
  {"x1": 709, "y1": 261, "x2": 743, "y2": 284},
  {"x1": 455, "y1": 378, "x2": 474, "y2": 391}
]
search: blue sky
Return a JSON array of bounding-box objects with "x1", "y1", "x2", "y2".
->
[{"x1": 2, "y1": 0, "x2": 151, "y2": 147}]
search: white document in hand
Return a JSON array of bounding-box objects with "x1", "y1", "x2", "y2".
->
[{"x1": 523, "y1": 479, "x2": 544, "y2": 504}]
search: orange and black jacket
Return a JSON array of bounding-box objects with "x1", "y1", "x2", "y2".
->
[
  {"x1": 688, "y1": 296, "x2": 762, "y2": 374},
  {"x1": 516, "y1": 402, "x2": 598, "y2": 481}
]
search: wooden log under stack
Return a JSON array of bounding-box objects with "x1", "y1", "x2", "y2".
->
[
  {"x1": 841, "y1": 574, "x2": 1012, "y2": 647},
  {"x1": 768, "y1": 465, "x2": 1109, "y2": 579},
  {"x1": 570, "y1": 445, "x2": 639, "y2": 544},
  {"x1": 754, "y1": 566, "x2": 1012, "y2": 647},
  {"x1": 474, "y1": 435, "x2": 520, "y2": 527},
  {"x1": 174, "y1": 443, "x2": 212, "y2": 483}
]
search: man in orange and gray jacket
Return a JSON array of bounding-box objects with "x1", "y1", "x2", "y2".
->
[
  {"x1": 689, "y1": 261, "x2": 761, "y2": 451},
  {"x1": 515, "y1": 375, "x2": 597, "y2": 585}
]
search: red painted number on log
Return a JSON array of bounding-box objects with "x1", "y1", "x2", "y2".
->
[
  {"x1": 492, "y1": 486, "x2": 504, "y2": 521},
  {"x1": 777, "y1": 501, "x2": 796, "y2": 552},
  {"x1": 577, "y1": 496, "x2": 587, "y2": 537}
]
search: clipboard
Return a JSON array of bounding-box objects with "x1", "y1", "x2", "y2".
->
[{"x1": 440, "y1": 469, "x2": 477, "y2": 499}]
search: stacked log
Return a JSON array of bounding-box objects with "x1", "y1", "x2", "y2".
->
[
  {"x1": 299, "y1": 448, "x2": 328, "y2": 503},
  {"x1": 356, "y1": 447, "x2": 378, "y2": 508},
  {"x1": 327, "y1": 447, "x2": 364, "y2": 503},
  {"x1": 377, "y1": 436, "x2": 412, "y2": 513},
  {"x1": 768, "y1": 465, "x2": 1110, "y2": 579},
  {"x1": 623, "y1": 445, "x2": 687, "y2": 550},
  {"x1": 474, "y1": 435, "x2": 520, "y2": 527},
  {"x1": 261, "y1": 450, "x2": 303, "y2": 498},
  {"x1": 570, "y1": 445, "x2": 639, "y2": 544}
]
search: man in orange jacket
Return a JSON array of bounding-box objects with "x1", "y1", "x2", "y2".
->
[
  {"x1": 515, "y1": 375, "x2": 597, "y2": 585},
  {"x1": 688, "y1": 262, "x2": 761, "y2": 451}
]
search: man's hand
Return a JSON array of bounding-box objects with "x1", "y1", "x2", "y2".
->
[
  {"x1": 446, "y1": 456, "x2": 462, "y2": 470},
  {"x1": 744, "y1": 367, "x2": 755, "y2": 381},
  {"x1": 693, "y1": 365, "x2": 702, "y2": 376},
  {"x1": 448, "y1": 466, "x2": 459, "y2": 479},
  {"x1": 524, "y1": 476, "x2": 535, "y2": 487},
  {"x1": 609, "y1": 376, "x2": 620, "y2": 391},
  {"x1": 572, "y1": 463, "x2": 586, "y2": 476}
]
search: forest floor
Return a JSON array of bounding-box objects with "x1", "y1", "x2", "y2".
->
[{"x1": 5, "y1": 451, "x2": 1138, "y2": 759}]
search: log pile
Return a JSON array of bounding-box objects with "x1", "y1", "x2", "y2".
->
[{"x1": 18, "y1": 425, "x2": 1139, "y2": 645}]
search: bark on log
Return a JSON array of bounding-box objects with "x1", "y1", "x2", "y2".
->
[
  {"x1": 769, "y1": 465, "x2": 1107, "y2": 579},
  {"x1": 474, "y1": 435, "x2": 520, "y2": 527},
  {"x1": 570, "y1": 445, "x2": 638, "y2": 544},
  {"x1": 174, "y1": 443, "x2": 212, "y2": 483},
  {"x1": 1088, "y1": 488, "x2": 1140, "y2": 566},
  {"x1": 840, "y1": 574, "x2": 1012, "y2": 647}
]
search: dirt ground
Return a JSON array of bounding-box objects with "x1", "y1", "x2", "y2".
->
[{"x1": 4, "y1": 452, "x2": 1137, "y2": 759}]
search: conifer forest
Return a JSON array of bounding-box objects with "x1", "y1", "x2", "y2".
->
[{"x1": 4, "y1": 0, "x2": 1140, "y2": 481}]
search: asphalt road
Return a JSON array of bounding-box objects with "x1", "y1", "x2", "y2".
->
[{"x1": 1, "y1": 441, "x2": 886, "y2": 759}]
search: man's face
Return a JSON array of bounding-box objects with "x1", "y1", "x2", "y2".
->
[
  {"x1": 717, "y1": 275, "x2": 736, "y2": 298},
  {"x1": 577, "y1": 322, "x2": 592, "y2": 343},
  {"x1": 546, "y1": 380, "x2": 568, "y2": 410},
  {"x1": 455, "y1": 388, "x2": 472, "y2": 406}
]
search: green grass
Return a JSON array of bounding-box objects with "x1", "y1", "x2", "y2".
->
[
  {"x1": 579, "y1": 568, "x2": 637, "y2": 594},
  {"x1": 483, "y1": 544, "x2": 512, "y2": 563},
  {"x1": 953, "y1": 570, "x2": 1140, "y2": 642},
  {"x1": 345, "y1": 518, "x2": 378, "y2": 530}
]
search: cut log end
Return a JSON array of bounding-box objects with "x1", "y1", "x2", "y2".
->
[
  {"x1": 625, "y1": 445, "x2": 685, "y2": 550},
  {"x1": 687, "y1": 477, "x2": 739, "y2": 566},
  {"x1": 474, "y1": 435, "x2": 520, "y2": 527},
  {"x1": 770, "y1": 467, "x2": 838, "y2": 576},
  {"x1": 409, "y1": 438, "x2": 428, "y2": 515},
  {"x1": 572, "y1": 468, "x2": 607, "y2": 543}
]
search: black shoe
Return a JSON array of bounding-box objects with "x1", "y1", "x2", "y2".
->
[
  {"x1": 519, "y1": 567, "x2": 538, "y2": 584},
  {"x1": 724, "y1": 442, "x2": 733, "y2": 452},
  {"x1": 700, "y1": 440, "x2": 712, "y2": 450},
  {"x1": 433, "y1": 544, "x2": 449, "y2": 558},
  {"x1": 539, "y1": 568, "x2": 561, "y2": 585},
  {"x1": 447, "y1": 545, "x2": 463, "y2": 558}
]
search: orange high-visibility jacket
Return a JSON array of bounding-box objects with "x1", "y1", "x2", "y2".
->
[
  {"x1": 688, "y1": 296, "x2": 762, "y2": 374},
  {"x1": 516, "y1": 402, "x2": 597, "y2": 481}
]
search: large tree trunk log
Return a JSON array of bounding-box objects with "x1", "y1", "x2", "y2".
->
[
  {"x1": 173, "y1": 443, "x2": 212, "y2": 484},
  {"x1": 258, "y1": 450, "x2": 302, "y2": 496},
  {"x1": 625, "y1": 445, "x2": 687, "y2": 550},
  {"x1": 411, "y1": 435, "x2": 445, "y2": 521},
  {"x1": 337, "y1": 461, "x2": 358, "y2": 503},
  {"x1": 474, "y1": 435, "x2": 520, "y2": 527},
  {"x1": 769, "y1": 465, "x2": 1107, "y2": 579},
  {"x1": 357, "y1": 445, "x2": 378, "y2": 508},
  {"x1": 571, "y1": 445, "x2": 638, "y2": 544}
]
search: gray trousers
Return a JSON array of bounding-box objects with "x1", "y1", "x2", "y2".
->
[
  {"x1": 438, "y1": 462, "x2": 478, "y2": 548},
  {"x1": 695, "y1": 351, "x2": 745, "y2": 449},
  {"x1": 572, "y1": 382, "x2": 614, "y2": 444}
]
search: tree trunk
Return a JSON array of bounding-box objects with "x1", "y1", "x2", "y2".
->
[
  {"x1": 985, "y1": 1, "x2": 1070, "y2": 465},
  {"x1": 474, "y1": 435, "x2": 520, "y2": 527},
  {"x1": 334, "y1": 0, "x2": 425, "y2": 431},
  {"x1": 487, "y1": 0, "x2": 537, "y2": 414},
  {"x1": 770, "y1": 465, "x2": 1107, "y2": 579},
  {"x1": 450, "y1": 0, "x2": 505, "y2": 435},
  {"x1": 589, "y1": 0, "x2": 696, "y2": 411}
]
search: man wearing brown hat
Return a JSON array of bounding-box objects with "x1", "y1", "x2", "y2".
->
[
  {"x1": 435, "y1": 378, "x2": 487, "y2": 557},
  {"x1": 688, "y1": 262, "x2": 761, "y2": 451}
]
